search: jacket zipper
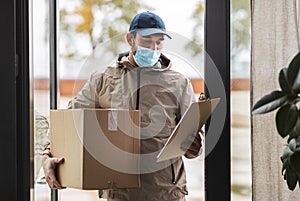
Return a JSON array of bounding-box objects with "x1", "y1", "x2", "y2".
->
[{"x1": 136, "y1": 69, "x2": 177, "y2": 184}]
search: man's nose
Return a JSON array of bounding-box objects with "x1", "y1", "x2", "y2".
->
[{"x1": 150, "y1": 42, "x2": 159, "y2": 50}]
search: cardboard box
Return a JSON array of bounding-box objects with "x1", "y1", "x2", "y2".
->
[{"x1": 50, "y1": 109, "x2": 140, "y2": 190}]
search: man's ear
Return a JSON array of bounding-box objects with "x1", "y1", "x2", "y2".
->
[{"x1": 126, "y1": 33, "x2": 134, "y2": 46}]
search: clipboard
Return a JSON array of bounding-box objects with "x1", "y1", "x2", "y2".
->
[{"x1": 156, "y1": 98, "x2": 221, "y2": 162}]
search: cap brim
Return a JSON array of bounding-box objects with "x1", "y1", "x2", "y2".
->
[{"x1": 134, "y1": 28, "x2": 172, "y2": 39}]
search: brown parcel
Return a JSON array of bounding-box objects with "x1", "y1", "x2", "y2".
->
[{"x1": 50, "y1": 109, "x2": 140, "y2": 190}]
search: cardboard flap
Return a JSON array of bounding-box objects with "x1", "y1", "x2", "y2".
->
[{"x1": 50, "y1": 109, "x2": 84, "y2": 188}]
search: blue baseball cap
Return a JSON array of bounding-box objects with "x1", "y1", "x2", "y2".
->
[{"x1": 129, "y1": 11, "x2": 172, "y2": 39}]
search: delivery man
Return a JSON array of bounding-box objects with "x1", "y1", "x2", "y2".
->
[{"x1": 42, "y1": 11, "x2": 203, "y2": 201}]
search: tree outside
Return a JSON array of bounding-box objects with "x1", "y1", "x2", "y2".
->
[{"x1": 59, "y1": 0, "x2": 250, "y2": 79}]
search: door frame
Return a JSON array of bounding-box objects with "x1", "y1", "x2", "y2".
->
[{"x1": 205, "y1": 0, "x2": 231, "y2": 200}]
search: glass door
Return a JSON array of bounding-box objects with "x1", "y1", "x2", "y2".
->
[{"x1": 30, "y1": 0, "x2": 232, "y2": 201}]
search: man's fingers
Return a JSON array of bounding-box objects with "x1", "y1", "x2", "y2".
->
[
  {"x1": 181, "y1": 134, "x2": 201, "y2": 149},
  {"x1": 54, "y1": 157, "x2": 64, "y2": 164},
  {"x1": 181, "y1": 141, "x2": 190, "y2": 150},
  {"x1": 46, "y1": 174, "x2": 65, "y2": 189},
  {"x1": 52, "y1": 179, "x2": 66, "y2": 189},
  {"x1": 42, "y1": 157, "x2": 65, "y2": 189},
  {"x1": 182, "y1": 133, "x2": 203, "y2": 158},
  {"x1": 184, "y1": 152, "x2": 196, "y2": 159}
]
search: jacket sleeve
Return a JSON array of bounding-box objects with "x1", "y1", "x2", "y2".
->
[
  {"x1": 179, "y1": 78, "x2": 197, "y2": 117},
  {"x1": 68, "y1": 72, "x2": 102, "y2": 109},
  {"x1": 179, "y1": 78, "x2": 204, "y2": 158}
]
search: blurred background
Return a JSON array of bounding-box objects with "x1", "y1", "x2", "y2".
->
[{"x1": 31, "y1": 0, "x2": 251, "y2": 200}]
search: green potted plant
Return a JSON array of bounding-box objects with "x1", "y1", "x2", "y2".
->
[{"x1": 252, "y1": 52, "x2": 300, "y2": 190}]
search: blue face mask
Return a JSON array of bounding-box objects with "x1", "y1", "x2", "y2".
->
[{"x1": 133, "y1": 46, "x2": 161, "y2": 67}]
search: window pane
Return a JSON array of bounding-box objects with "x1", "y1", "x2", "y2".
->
[
  {"x1": 230, "y1": 0, "x2": 251, "y2": 200},
  {"x1": 30, "y1": 0, "x2": 51, "y2": 200}
]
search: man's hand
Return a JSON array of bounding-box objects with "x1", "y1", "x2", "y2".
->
[
  {"x1": 181, "y1": 130, "x2": 203, "y2": 159},
  {"x1": 42, "y1": 155, "x2": 65, "y2": 189}
]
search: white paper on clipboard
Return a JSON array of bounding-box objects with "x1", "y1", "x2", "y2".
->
[{"x1": 156, "y1": 98, "x2": 221, "y2": 162}]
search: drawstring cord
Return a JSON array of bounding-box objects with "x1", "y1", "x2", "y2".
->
[
  {"x1": 171, "y1": 160, "x2": 176, "y2": 184},
  {"x1": 136, "y1": 69, "x2": 141, "y2": 110}
]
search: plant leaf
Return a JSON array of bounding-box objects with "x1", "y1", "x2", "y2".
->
[
  {"x1": 279, "y1": 68, "x2": 292, "y2": 94},
  {"x1": 289, "y1": 139, "x2": 297, "y2": 152},
  {"x1": 252, "y1": 91, "x2": 287, "y2": 115},
  {"x1": 287, "y1": 52, "x2": 300, "y2": 93},
  {"x1": 276, "y1": 104, "x2": 298, "y2": 138},
  {"x1": 282, "y1": 158, "x2": 289, "y2": 175},
  {"x1": 284, "y1": 169, "x2": 287, "y2": 180},
  {"x1": 282, "y1": 147, "x2": 294, "y2": 161},
  {"x1": 286, "y1": 166, "x2": 298, "y2": 190},
  {"x1": 290, "y1": 151, "x2": 300, "y2": 178},
  {"x1": 290, "y1": 111, "x2": 300, "y2": 138}
]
